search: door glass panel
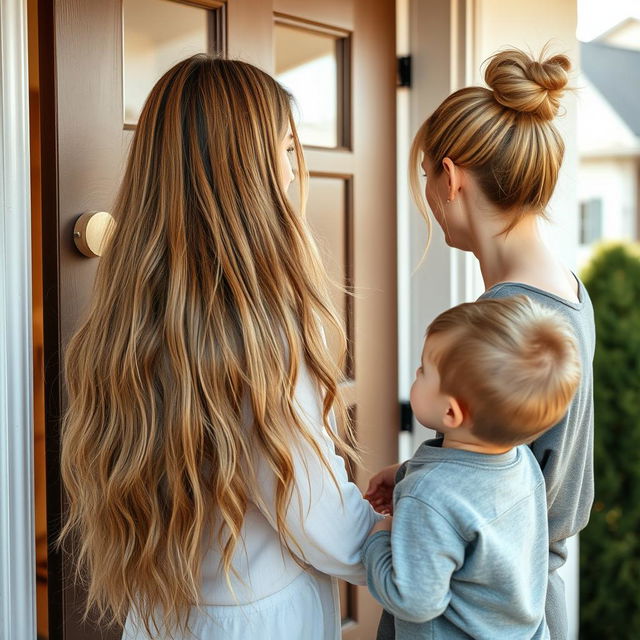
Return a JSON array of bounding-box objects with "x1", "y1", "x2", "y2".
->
[
  {"x1": 123, "y1": 0, "x2": 211, "y2": 125},
  {"x1": 274, "y1": 23, "x2": 348, "y2": 148},
  {"x1": 304, "y1": 176, "x2": 354, "y2": 378}
]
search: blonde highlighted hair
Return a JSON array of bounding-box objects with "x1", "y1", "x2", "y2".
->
[
  {"x1": 59, "y1": 55, "x2": 354, "y2": 636},
  {"x1": 427, "y1": 295, "x2": 581, "y2": 446},
  {"x1": 409, "y1": 47, "x2": 571, "y2": 244}
]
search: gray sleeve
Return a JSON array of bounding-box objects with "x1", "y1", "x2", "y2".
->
[{"x1": 362, "y1": 496, "x2": 466, "y2": 624}]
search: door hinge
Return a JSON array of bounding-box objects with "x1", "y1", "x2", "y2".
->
[
  {"x1": 397, "y1": 55, "x2": 412, "y2": 88},
  {"x1": 400, "y1": 400, "x2": 413, "y2": 432}
]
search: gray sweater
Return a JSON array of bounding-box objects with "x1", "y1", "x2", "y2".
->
[
  {"x1": 376, "y1": 277, "x2": 595, "y2": 639},
  {"x1": 363, "y1": 440, "x2": 550, "y2": 639},
  {"x1": 480, "y1": 278, "x2": 595, "y2": 639}
]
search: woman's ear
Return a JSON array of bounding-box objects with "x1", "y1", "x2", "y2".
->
[
  {"x1": 442, "y1": 157, "x2": 462, "y2": 203},
  {"x1": 442, "y1": 396, "x2": 465, "y2": 429}
]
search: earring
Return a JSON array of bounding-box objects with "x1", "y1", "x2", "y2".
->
[{"x1": 446, "y1": 199, "x2": 451, "y2": 204}]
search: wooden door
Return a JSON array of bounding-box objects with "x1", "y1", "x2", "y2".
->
[{"x1": 37, "y1": 1, "x2": 396, "y2": 638}]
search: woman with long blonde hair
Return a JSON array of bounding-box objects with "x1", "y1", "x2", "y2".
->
[
  {"x1": 60, "y1": 55, "x2": 381, "y2": 640},
  {"x1": 367, "y1": 48, "x2": 595, "y2": 639}
]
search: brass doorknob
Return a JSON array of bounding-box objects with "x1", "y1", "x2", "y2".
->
[{"x1": 73, "y1": 211, "x2": 115, "y2": 257}]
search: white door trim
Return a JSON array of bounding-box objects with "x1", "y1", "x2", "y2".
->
[
  {"x1": 405, "y1": 0, "x2": 483, "y2": 445},
  {"x1": 0, "y1": 0, "x2": 37, "y2": 637}
]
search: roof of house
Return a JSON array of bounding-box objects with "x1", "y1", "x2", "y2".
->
[
  {"x1": 595, "y1": 16, "x2": 640, "y2": 45},
  {"x1": 580, "y1": 41, "x2": 640, "y2": 137}
]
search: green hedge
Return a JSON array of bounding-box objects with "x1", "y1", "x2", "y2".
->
[{"x1": 580, "y1": 243, "x2": 640, "y2": 638}]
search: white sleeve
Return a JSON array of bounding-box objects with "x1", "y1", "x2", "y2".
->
[{"x1": 252, "y1": 358, "x2": 383, "y2": 585}]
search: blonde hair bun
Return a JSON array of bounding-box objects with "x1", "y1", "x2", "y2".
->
[{"x1": 485, "y1": 48, "x2": 570, "y2": 121}]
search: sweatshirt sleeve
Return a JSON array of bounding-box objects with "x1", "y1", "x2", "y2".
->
[
  {"x1": 253, "y1": 357, "x2": 383, "y2": 585},
  {"x1": 362, "y1": 495, "x2": 466, "y2": 623}
]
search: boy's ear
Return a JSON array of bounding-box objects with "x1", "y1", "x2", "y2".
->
[{"x1": 442, "y1": 396, "x2": 465, "y2": 429}]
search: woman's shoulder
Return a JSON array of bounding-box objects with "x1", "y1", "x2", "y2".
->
[
  {"x1": 480, "y1": 273, "x2": 586, "y2": 311},
  {"x1": 480, "y1": 276, "x2": 596, "y2": 354}
]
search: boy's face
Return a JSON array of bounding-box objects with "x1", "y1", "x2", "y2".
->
[{"x1": 410, "y1": 334, "x2": 452, "y2": 431}]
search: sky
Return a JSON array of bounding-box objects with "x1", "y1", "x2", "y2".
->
[{"x1": 577, "y1": 0, "x2": 640, "y2": 40}]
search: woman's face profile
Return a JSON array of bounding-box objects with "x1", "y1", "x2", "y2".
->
[{"x1": 279, "y1": 128, "x2": 296, "y2": 192}]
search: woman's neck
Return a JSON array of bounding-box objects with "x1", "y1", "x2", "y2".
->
[
  {"x1": 467, "y1": 210, "x2": 578, "y2": 301},
  {"x1": 473, "y1": 215, "x2": 545, "y2": 287}
]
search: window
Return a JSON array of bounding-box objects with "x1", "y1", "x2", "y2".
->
[
  {"x1": 274, "y1": 19, "x2": 350, "y2": 148},
  {"x1": 579, "y1": 198, "x2": 603, "y2": 245},
  {"x1": 123, "y1": 0, "x2": 224, "y2": 126}
]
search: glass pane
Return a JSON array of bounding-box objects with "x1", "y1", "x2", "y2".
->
[
  {"x1": 305, "y1": 176, "x2": 353, "y2": 378},
  {"x1": 123, "y1": 0, "x2": 209, "y2": 125},
  {"x1": 275, "y1": 24, "x2": 342, "y2": 148}
]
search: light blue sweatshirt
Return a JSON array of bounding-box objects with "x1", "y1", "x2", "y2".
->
[{"x1": 362, "y1": 439, "x2": 550, "y2": 639}]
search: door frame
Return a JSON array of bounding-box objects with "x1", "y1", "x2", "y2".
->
[{"x1": 0, "y1": 0, "x2": 37, "y2": 638}]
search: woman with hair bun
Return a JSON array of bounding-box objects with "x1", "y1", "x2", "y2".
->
[
  {"x1": 368, "y1": 48, "x2": 595, "y2": 639},
  {"x1": 59, "y1": 55, "x2": 381, "y2": 640}
]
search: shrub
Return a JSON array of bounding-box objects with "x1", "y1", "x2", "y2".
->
[{"x1": 580, "y1": 243, "x2": 640, "y2": 638}]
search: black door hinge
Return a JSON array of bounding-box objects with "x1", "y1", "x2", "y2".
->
[
  {"x1": 397, "y1": 55, "x2": 412, "y2": 88},
  {"x1": 400, "y1": 400, "x2": 413, "y2": 432}
]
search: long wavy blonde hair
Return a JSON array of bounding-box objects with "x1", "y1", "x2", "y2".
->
[{"x1": 59, "y1": 55, "x2": 353, "y2": 636}]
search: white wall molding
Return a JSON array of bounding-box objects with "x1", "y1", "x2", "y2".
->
[
  {"x1": 0, "y1": 0, "x2": 37, "y2": 637},
  {"x1": 405, "y1": 0, "x2": 482, "y2": 446}
]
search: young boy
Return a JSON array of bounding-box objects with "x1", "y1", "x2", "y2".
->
[{"x1": 363, "y1": 295, "x2": 581, "y2": 639}]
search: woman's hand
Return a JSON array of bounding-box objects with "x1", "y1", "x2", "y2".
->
[{"x1": 364, "y1": 463, "x2": 402, "y2": 515}]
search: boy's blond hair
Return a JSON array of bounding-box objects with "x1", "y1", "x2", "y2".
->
[{"x1": 427, "y1": 295, "x2": 581, "y2": 446}]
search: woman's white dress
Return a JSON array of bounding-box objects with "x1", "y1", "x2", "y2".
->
[{"x1": 122, "y1": 359, "x2": 382, "y2": 639}]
